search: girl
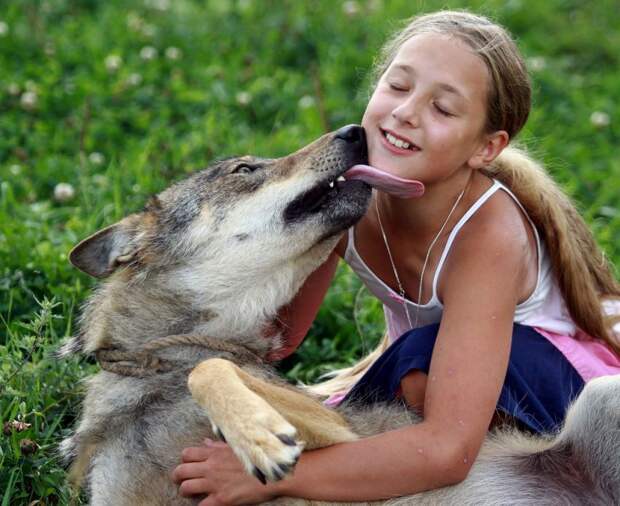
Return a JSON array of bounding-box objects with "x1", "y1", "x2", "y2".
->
[{"x1": 172, "y1": 10, "x2": 620, "y2": 504}]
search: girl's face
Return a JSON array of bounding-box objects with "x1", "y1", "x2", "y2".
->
[{"x1": 361, "y1": 32, "x2": 493, "y2": 186}]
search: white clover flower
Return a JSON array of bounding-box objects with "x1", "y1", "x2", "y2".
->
[
  {"x1": 20, "y1": 91, "x2": 38, "y2": 110},
  {"x1": 54, "y1": 183, "x2": 75, "y2": 203},
  {"x1": 9, "y1": 164, "x2": 22, "y2": 176},
  {"x1": 527, "y1": 56, "x2": 546, "y2": 72},
  {"x1": 88, "y1": 152, "x2": 105, "y2": 165},
  {"x1": 0, "y1": 21, "x2": 8, "y2": 36},
  {"x1": 298, "y1": 95, "x2": 315, "y2": 109},
  {"x1": 140, "y1": 46, "x2": 158, "y2": 60},
  {"x1": 127, "y1": 72, "x2": 143, "y2": 86},
  {"x1": 30, "y1": 202, "x2": 47, "y2": 214},
  {"x1": 132, "y1": 184, "x2": 141, "y2": 193},
  {"x1": 342, "y1": 1, "x2": 360, "y2": 16},
  {"x1": 590, "y1": 111, "x2": 610, "y2": 128},
  {"x1": 235, "y1": 91, "x2": 252, "y2": 106},
  {"x1": 105, "y1": 54, "x2": 122, "y2": 72},
  {"x1": 7, "y1": 83, "x2": 20, "y2": 96},
  {"x1": 127, "y1": 12, "x2": 144, "y2": 31},
  {"x1": 165, "y1": 46, "x2": 182, "y2": 60},
  {"x1": 146, "y1": 0, "x2": 170, "y2": 11}
]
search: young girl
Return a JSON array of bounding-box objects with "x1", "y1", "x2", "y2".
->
[{"x1": 172, "y1": 10, "x2": 620, "y2": 504}]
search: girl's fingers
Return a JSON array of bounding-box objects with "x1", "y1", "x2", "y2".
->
[
  {"x1": 172, "y1": 461, "x2": 208, "y2": 483},
  {"x1": 181, "y1": 445, "x2": 212, "y2": 462},
  {"x1": 178, "y1": 477, "x2": 211, "y2": 497}
]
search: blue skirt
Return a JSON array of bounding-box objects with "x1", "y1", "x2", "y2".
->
[{"x1": 342, "y1": 323, "x2": 584, "y2": 434}]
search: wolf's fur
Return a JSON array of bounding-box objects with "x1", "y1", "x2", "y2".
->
[{"x1": 61, "y1": 129, "x2": 620, "y2": 505}]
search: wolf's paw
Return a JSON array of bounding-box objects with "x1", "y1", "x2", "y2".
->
[{"x1": 211, "y1": 411, "x2": 303, "y2": 483}]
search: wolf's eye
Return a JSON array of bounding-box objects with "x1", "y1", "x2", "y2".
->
[{"x1": 232, "y1": 163, "x2": 259, "y2": 174}]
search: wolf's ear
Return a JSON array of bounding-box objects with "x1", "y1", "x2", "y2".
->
[{"x1": 69, "y1": 220, "x2": 139, "y2": 278}]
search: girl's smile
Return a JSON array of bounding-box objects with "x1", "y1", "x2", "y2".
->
[{"x1": 379, "y1": 128, "x2": 421, "y2": 154}]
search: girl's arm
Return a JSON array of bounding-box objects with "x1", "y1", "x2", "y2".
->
[
  {"x1": 269, "y1": 236, "x2": 346, "y2": 360},
  {"x1": 267, "y1": 206, "x2": 527, "y2": 501}
]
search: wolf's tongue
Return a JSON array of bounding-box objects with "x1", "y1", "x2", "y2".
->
[{"x1": 345, "y1": 165, "x2": 425, "y2": 198}]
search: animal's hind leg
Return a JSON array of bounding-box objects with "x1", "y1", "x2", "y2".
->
[{"x1": 188, "y1": 358, "x2": 356, "y2": 483}]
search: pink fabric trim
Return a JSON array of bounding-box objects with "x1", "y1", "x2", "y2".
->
[
  {"x1": 535, "y1": 328, "x2": 620, "y2": 382},
  {"x1": 323, "y1": 391, "x2": 347, "y2": 407}
]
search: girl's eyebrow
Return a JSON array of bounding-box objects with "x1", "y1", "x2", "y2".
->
[{"x1": 391, "y1": 63, "x2": 467, "y2": 101}]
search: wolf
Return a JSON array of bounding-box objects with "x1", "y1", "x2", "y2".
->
[{"x1": 61, "y1": 125, "x2": 620, "y2": 505}]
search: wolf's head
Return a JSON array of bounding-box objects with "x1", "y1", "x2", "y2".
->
[{"x1": 68, "y1": 126, "x2": 371, "y2": 355}]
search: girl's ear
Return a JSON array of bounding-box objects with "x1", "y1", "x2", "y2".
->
[{"x1": 468, "y1": 130, "x2": 509, "y2": 169}]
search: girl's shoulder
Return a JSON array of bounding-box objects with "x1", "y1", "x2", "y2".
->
[
  {"x1": 464, "y1": 183, "x2": 534, "y2": 246},
  {"x1": 439, "y1": 182, "x2": 538, "y2": 304}
]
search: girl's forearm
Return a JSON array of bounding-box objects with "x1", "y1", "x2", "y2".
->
[
  {"x1": 269, "y1": 422, "x2": 468, "y2": 502},
  {"x1": 272, "y1": 251, "x2": 339, "y2": 359}
]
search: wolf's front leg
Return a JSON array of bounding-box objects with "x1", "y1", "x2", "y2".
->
[{"x1": 188, "y1": 358, "x2": 356, "y2": 483}]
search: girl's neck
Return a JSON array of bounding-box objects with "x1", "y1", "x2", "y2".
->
[{"x1": 376, "y1": 169, "x2": 478, "y2": 240}]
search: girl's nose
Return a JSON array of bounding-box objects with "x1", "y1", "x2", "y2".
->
[{"x1": 391, "y1": 97, "x2": 420, "y2": 127}]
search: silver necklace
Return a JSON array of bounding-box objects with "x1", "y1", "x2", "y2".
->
[{"x1": 375, "y1": 186, "x2": 467, "y2": 329}]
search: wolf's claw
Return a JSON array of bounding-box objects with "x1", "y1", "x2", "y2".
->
[
  {"x1": 244, "y1": 432, "x2": 302, "y2": 482},
  {"x1": 277, "y1": 433, "x2": 297, "y2": 446},
  {"x1": 214, "y1": 426, "x2": 226, "y2": 443},
  {"x1": 277, "y1": 462, "x2": 292, "y2": 474},
  {"x1": 271, "y1": 466, "x2": 285, "y2": 481},
  {"x1": 253, "y1": 467, "x2": 267, "y2": 485},
  {"x1": 214, "y1": 416, "x2": 303, "y2": 482}
]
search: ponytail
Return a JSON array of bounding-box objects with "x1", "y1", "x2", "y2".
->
[{"x1": 485, "y1": 146, "x2": 620, "y2": 353}]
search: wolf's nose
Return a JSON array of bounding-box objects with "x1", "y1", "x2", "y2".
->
[{"x1": 335, "y1": 124, "x2": 365, "y2": 144}]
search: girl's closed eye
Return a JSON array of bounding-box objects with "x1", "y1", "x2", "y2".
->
[
  {"x1": 433, "y1": 101, "x2": 454, "y2": 117},
  {"x1": 388, "y1": 81, "x2": 409, "y2": 92}
]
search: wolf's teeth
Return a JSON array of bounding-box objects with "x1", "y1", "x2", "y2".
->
[{"x1": 337, "y1": 176, "x2": 346, "y2": 182}]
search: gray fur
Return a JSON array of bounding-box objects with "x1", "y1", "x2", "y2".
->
[{"x1": 61, "y1": 128, "x2": 620, "y2": 505}]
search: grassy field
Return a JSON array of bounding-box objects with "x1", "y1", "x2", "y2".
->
[{"x1": 1, "y1": 0, "x2": 619, "y2": 503}]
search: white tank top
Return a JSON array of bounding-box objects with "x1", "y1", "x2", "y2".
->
[{"x1": 344, "y1": 180, "x2": 577, "y2": 342}]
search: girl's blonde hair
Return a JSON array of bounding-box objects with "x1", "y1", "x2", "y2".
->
[{"x1": 309, "y1": 10, "x2": 620, "y2": 399}]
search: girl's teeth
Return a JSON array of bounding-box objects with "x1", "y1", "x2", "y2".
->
[{"x1": 385, "y1": 132, "x2": 411, "y2": 150}]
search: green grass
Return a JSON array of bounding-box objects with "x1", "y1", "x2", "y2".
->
[{"x1": 1, "y1": 0, "x2": 618, "y2": 503}]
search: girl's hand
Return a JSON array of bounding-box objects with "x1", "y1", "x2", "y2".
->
[{"x1": 171, "y1": 439, "x2": 278, "y2": 506}]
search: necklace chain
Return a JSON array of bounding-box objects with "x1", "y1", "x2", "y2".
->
[{"x1": 375, "y1": 186, "x2": 467, "y2": 329}]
